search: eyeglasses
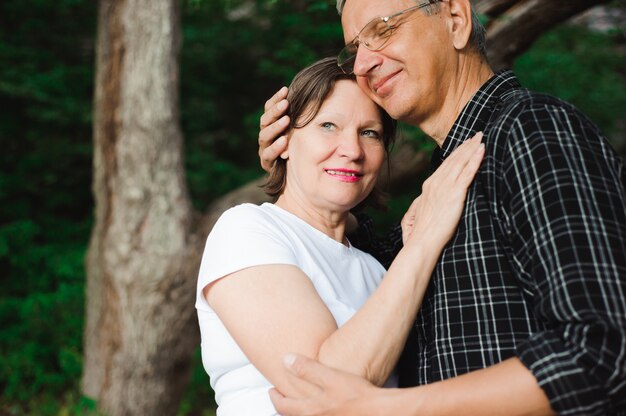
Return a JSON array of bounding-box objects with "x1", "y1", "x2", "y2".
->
[{"x1": 337, "y1": 0, "x2": 441, "y2": 74}]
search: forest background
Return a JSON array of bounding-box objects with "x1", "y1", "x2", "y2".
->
[{"x1": 1, "y1": 0, "x2": 625, "y2": 415}]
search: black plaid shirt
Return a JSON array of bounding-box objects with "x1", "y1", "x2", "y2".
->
[{"x1": 351, "y1": 71, "x2": 626, "y2": 415}]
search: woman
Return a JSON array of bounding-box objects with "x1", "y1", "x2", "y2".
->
[{"x1": 196, "y1": 57, "x2": 484, "y2": 415}]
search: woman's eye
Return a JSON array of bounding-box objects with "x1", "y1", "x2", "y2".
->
[
  {"x1": 320, "y1": 122, "x2": 336, "y2": 130},
  {"x1": 361, "y1": 129, "x2": 381, "y2": 139}
]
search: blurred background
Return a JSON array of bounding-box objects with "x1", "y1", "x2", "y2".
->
[{"x1": 1, "y1": 0, "x2": 624, "y2": 415}]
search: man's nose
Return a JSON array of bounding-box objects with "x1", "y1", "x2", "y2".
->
[{"x1": 352, "y1": 46, "x2": 382, "y2": 77}]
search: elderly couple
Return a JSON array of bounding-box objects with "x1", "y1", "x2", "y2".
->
[{"x1": 195, "y1": 0, "x2": 626, "y2": 415}]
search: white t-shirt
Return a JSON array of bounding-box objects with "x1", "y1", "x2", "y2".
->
[{"x1": 196, "y1": 203, "x2": 387, "y2": 416}]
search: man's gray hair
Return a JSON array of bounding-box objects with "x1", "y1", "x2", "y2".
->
[
  {"x1": 336, "y1": 0, "x2": 346, "y2": 13},
  {"x1": 336, "y1": 0, "x2": 487, "y2": 57}
]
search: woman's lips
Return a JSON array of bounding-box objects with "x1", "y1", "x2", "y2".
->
[{"x1": 325, "y1": 168, "x2": 363, "y2": 183}]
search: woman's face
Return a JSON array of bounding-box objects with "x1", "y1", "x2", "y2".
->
[{"x1": 283, "y1": 79, "x2": 386, "y2": 214}]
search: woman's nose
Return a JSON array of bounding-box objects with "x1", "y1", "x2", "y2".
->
[{"x1": 338, "y1": 134, "x2": 364, "y2": 160}]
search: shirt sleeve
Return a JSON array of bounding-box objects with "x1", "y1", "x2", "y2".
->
[
  {"x1": 196, "y1": 204, "x2": 298, "y2": 311},
  {"x1": 495, "y1": 101, "x2": 626, "y2": 414},
  {"x1": 348, "y1": 212, "x2": 403, "y2": 269}
]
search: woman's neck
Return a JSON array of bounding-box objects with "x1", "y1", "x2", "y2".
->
[{"x1": 275, "y1": 194, "x2": 349, "y2": 245}]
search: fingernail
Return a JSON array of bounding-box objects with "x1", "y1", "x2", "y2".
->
[
  {"x1": 284, "y1": 353, "x2": 297, "y2": 368},
  {"x1": 279, "y1": 115, "x2": 289, "y2": 126},
  {"x1": 474, "y1": 132, "x2": 484, "y2": 141},
  {"x1": 278, "y1": 100, "x2": 288, "y2": 111}
]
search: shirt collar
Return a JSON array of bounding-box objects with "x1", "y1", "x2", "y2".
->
[{"x1": 432, "y1": 70, "x2": 521, "y2": 166}]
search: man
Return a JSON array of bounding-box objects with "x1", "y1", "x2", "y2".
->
[{"x1": 257, "y1": 0, "x2": 626, "y2": 414}]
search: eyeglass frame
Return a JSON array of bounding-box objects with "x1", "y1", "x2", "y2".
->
[{"x1": 337, "y1": 0, "x2": 442, "y2": 74}]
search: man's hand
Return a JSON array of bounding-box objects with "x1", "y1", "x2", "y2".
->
[
  {"x1": 269, "y1": 353, "x2": 381, "y2": 416},
  {"x1": 259, "y1": 86, "x2": 291, "y2": 172},
  {"x1": 270, "y1": 355, "x2": 555, "y2": 416}
]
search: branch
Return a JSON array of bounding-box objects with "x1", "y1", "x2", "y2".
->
[{"x1": 481, "y1": 0, "x2": 611, "y2": 70}]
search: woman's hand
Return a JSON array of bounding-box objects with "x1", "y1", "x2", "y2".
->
[
  {"x1": 401, "y1": 195, "x2": 421, "y2": 245},
  {"x1": 402, "y1": 132, "x2": 485, "y2": 249},
  {"x1": 258, "y1": 86, "x2": 291, "y2": 172}
]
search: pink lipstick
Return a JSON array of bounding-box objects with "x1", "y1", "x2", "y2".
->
[{"x1": 325, "y1": 168, "x2": 363, "y2": 183}]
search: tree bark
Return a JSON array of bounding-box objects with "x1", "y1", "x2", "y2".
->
[
  {"x1": 83, "y1": 0, "x2": 204, "y2": 414},
  {"x1": 477, "y1": 0, "x2": 611, "y2": 70},
  {"x1": 83, "y1": 1, "x2": 606, "y2": 414}
]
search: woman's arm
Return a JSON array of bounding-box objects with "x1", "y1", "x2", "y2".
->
[
  {"x1": 269, "y1": 354, "x2": 553, "y2": 416},
  {"x1": 206, "y1": 133, "x2": 485, "y2": 397}
]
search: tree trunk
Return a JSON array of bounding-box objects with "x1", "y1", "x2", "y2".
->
[
  {"x1": 83, "y1": 0, "x2": 204, "y2": 414},
  {"x1": 82, "y1": 1, "x2": 606, "y2": 414}
]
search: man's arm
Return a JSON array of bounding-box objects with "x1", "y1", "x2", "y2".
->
[
  {"x1": 493, "y1": 99, "x2": 626, "y2": 414},
  {"x1": 270, "y1": 101, "x2": 626, "y2": 416},
  {"x1": 270, "y1": 354, "x2": 554, "y2": 416}
]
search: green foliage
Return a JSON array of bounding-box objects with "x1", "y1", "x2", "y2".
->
[
  {"x1": 0, "y1": 221, "x2": 88, "y2": 414},
  {"x1": 0, "y1": 0, "x2": 95, "y2": 413},
  {"x1": 0, "y1": 0, "x2": 624, "y2": 414},
  {"x1": 177, "y1": 349, "x2": 217, "y2": 416},
  {"x1": 514, "y1": 24, "x2": 626, "y2": 143},
  {"x1": 180, "y1": 0, "x2": 343, "y2": 208},
  {"x1": 0, "y1": 0, "x2": 94, "y2": 220}
]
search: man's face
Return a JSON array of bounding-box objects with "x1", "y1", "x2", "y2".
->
[{"x1": 341, "y1": 0, "x2": 455, "y2": 126}]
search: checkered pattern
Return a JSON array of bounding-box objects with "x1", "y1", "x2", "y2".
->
[{"x1": 352, "y1": 71, "x2": 626, "y2": 415}]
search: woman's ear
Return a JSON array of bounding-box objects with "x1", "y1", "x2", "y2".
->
[{"x1": 280, "y1": 134, "x2": 291, "y2": 159}]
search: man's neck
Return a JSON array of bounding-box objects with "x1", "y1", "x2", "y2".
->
[{"x1": 421, "y1": 58, "x2": 494, "y2": 147}]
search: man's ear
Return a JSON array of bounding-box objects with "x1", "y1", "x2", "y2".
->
[{"x1": 447, "y1": 0, "x2": 473, "y2": 51}]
